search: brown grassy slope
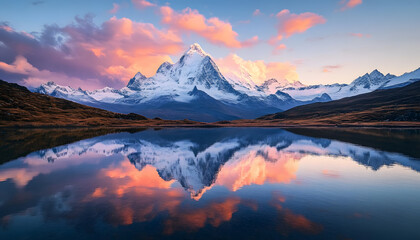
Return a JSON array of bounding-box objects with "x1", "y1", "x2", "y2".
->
[
  {"x1": 258, "y1": 81, "x2": 420, "y2": 124},
  {"x1": 0, "y1": 79, "x2": 152, "y2": 126},
  {"x1": 0, "y1": 80, "x2": 208, "y2": 127}
]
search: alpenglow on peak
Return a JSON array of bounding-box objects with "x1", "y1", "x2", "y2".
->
[{"x1": 185, "y1": 43, "x2": 208, "y2": 57}]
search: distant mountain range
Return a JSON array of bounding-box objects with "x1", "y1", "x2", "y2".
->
[
  {"x1": 33, "y1": 44, "x2": 420, "y2": 121},
  {"x1": 1, "y1": 77, "x2": 419, "y2": 127},
  {"x1": 258, "y1": 80, "x2": 420, "y2": 124},
  {"x1": 0, "y1": 79, "x2": 203, "y2": 127},
  {"x1": 11, "y1": 43, "x2": 420, "y2": 122},
  {"x1": 31, "y1": 44, "x2": 331, "y2": 121}
]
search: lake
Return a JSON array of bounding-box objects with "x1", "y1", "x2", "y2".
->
[{"x1": 1, "y1": 127, "x2": 420, "y2": 240}]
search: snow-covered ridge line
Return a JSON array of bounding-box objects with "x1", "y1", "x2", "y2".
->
[{"x1": 33, "y1": 43, "x2": 420, "y2": 120}]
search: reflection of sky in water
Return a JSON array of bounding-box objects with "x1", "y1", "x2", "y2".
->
[{"x1": 0, "y1": 128, "x2": 420, "y2": 239}]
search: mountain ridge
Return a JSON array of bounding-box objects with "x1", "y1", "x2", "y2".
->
[
  {"x1": 30, "y1": 43, "x2": 420, "y2": 121},
  {"x1": 258, "y1": 80, "x2": 420, "y2": 123},
  {"x1": 34, "y1": 43, "x2": 334, "y2": 121}
]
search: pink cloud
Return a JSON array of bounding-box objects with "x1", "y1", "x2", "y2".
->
[
  {"x1": 109, "y1": 3, "x2": 120, "y2": 14},
  {"x1": 276, "y1": 9, "x2": 326, "y2": 39},
  {"x1": 160, "y1": 6, "x2": 258, "y2": 48},
  {"x1": 253, "y1": 9, "x2": 262, "y2": 16},
  {"x1": 0, "y1": 25, "x2": 13, "y2": 32},
  {"x1": 350, "y1": 32, "x2": 371, "y2": 38},
  {"x1": 0, "y1": 17, "x2": 184, "y2": 89},
  {"x1": 132, "y1": 0, "x2": 156, "y2": 9},
  {"x1": 273, "y1": 44, "x2": 287, "y2": 54},
  {"x1": 340, "y1": 0, "x2": 362, "y2": 11},
  {"x1": 321, "y1": 169, "x2": 340, "y2": 178},
  {"x1": 322, "y1": 65, "x2": 341, "y2": 73},
  {"x1": 0, "y1": 56, "x2": 101, "y2": 89}
]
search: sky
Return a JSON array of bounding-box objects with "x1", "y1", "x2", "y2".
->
[{"x1": 1, "y1": 0, "x2": 419, "y2": 90}]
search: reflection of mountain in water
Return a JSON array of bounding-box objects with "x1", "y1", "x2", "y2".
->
[{"x1": 10, "y1": 128, "x2": 420, "y2": 197}]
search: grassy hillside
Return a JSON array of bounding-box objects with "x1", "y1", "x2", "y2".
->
[
  {"x1": 0, "y1": 80, "x2": 201, "y2": 127},
  {"x1": 258, "y1": 81, "x2": 420, "y2": 125}
]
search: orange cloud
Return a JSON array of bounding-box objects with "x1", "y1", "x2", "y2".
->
[
  {"x1": 273, "y1": 43, "x2": 287, "y2": 54},
  {"x1": 132, "y1": 0, "x2": 156, "y2": 9},
  {"x1": 276, "y1": 9, "x2": 326, "y2": 39},
  {"x1": 160, "y1": 6, "x2": 258, "y2": 48},
  {"x1": 84, "y1": 161, "x2": 246, "y2": 231},
  {"x1": 102, "y1": 161, "x2": 175, "y2": 196},
  {"x1": 163, "y1": 197, "x2": 241, "y2": 234},
  {"x1": 282, "y1": 210, "x2": 324, "y2": 235},
  {"x1": 271, "y1": 194, "x2": 323, "y2": 235},
  {"x1": 63, "y1": 16, "x2": 183, "y2": 81},
  {"x1": 216, "y1": 53, "x2": 299, "y2": 85},
  {"x1": 91, "y1": 187, "x2": 106, "y2": 198},
  {"x1": 340, "y1": 0, "x2": 363, "y2": 11}
]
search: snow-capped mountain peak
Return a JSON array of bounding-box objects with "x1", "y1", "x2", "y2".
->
[
  {"x1": 32, "y1": 42, "x2": 420, "y2": 121},
  {"x1": 350, "y1": 69, "x2": 395, "y2": 90},
  {"x1": 369, "y1": 69, "x2": 384, "y2": 78},
  {"x1": 124, "y1": 43, "x2": 239, "y2": 102},
  {"x1": 127, "y1": 71, "x2": 147, "y2": 90},
  {"x1": 134, "y1": 72, "x2": 146, "y2": 80},
  {"x1": 185, "y1": 43, "x2": 208, "y2": 57}
]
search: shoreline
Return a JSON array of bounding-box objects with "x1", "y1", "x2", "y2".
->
[{"x1": 1, "y1": 122, "x2": 420, "y2": 129}]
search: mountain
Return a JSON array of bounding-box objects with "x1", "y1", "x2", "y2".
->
[
  {"x1": 381, "y1": 67, "x2": 420, "y2": 88},
  {"x1": 34, "y1": 44, "x2": 328, "y2": 122},
  {"x1": 258, "y1": 80, "x2": 420, "y2": 124},
  {"x1": 0, "y1": 79, "x2": 205, "y2": 127},
  {"x1": 32, "y1": 43, "x2": 420, "y2": 122},
  {"x1": 281, "y1": 68, "x2": 420, "y2": 101},
  {"x1": 126, "y1": 43, "x2": 240, "y2": 102}
]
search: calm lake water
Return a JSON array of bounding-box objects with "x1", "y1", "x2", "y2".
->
[{"x1": 1, "y1": 128, "x2": 420, "y2": 240}]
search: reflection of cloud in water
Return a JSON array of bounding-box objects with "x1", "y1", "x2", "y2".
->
[
  {"x1": 163, "y1": 197, "x2": 242, "y2": 234},
  {"x1": 270, "y1": 192, "x2": 323, "y2": 236},
  {"x1": 216, "y1": 145, "x2": 301, "y2": 191}
]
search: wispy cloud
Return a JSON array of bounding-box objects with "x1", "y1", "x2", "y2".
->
[
  {"x1": 322, "y1": 65, "x2": 341, "y2": 73},
  {"x1": 132, "y1": 0, "x2": 156, "y2": 9},
  {"x1": 268, "y1": 9, "x2": 325, "y2": 52},
  {"x1": 321, "y1": 169, "x2": 340, "y2": 177},
  {"x1": 32, "y1": 1, "x2": 44, "y2": 6},
  {"x1": 275, "y1": 9, "x2": 326, "y2": 39},
  {"x1": 109, "y1": 3, "x2": 120, "y2": 14},
  {"x1": 340, "y1": 0, "x2": 362, "y2": 11},
  {"x1": 350, "y1": 32, "x2": 371, "y2": 38},
  {"x1": 253, "y1": 9, "x2": 262, "y2": 16}
]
